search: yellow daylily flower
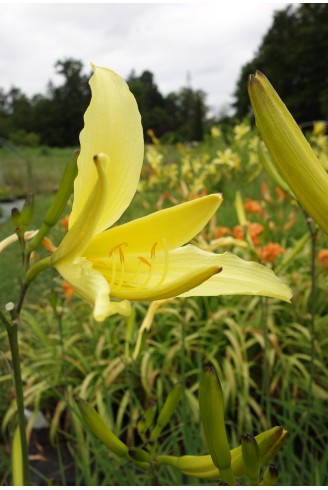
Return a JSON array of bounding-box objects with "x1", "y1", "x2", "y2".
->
[
  {"x1": 50, "y1": 65, "x2": 291, "y2": 321},
  {"x1": 248, "y1": 71, "x2": 328, "y2": 235}
]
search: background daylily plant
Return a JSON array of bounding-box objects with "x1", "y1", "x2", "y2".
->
[
  {"x1": 3, "y1": 63, "x2": 327, "y2": 486},
  {"x1": 46, "y1": 65, "x2": 291, "y2": 320}
]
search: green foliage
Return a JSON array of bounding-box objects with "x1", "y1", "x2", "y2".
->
[
  {"x1": 234, "y1": 4, "x2": 328, "y2": 123},
  {"x1": 0, "y1": 127, "x2": 328, "y2": 484}
]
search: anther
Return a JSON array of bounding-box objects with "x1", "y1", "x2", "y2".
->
[{"x1": 109, "y1": 242, "x2": 128, "y2": 257}]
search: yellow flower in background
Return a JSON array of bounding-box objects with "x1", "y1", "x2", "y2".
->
[
  {"x1": 233, "y1": 122, "x2": 251, "y2": 140},
  {"x1": 312, "y1": 121, "x2": 326, "y2": 136},
  {"x1": 248, "y1": 71, "x2": 328, "y2": 235},
  {"x1": 50, "y1": 65, "x2": 292, "y2": 321},
  {"x1": 211, "y1": 126, "x2": 221, "y2": 139}
]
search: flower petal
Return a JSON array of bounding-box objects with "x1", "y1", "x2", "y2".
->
[
  {"x1": 52, "y1": 154, "x2": 110, "y2": 264},
  {"x1": 179, "y1": 248, "x2": 292, "y2": 302},
  {"x1": 56, "y1": 257, "x2": 131, "y2": 321},
  {"x1": 69, "y1": 65, "x2": 144, "y2": 234},
  {"x1": 84, "y1": 194, "x2": 222, "y2": 258}
]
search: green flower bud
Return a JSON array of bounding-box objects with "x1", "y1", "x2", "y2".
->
[
  {"x1": 150, "y1": 384, "x2": 183, "y2": 442},
  {"x1": 27, "y1": 152, "x2": 78, "y2": 253},
  {"x1": 76, "y1": 397, "x2": 128, "y2": 457},
  {"x1": 20, "y1": 193, "x2": 35, "y2": 228},
  {"x1": 11, "y1": 208, "x2": 21, "y2": 229},
  {"x1": 199, "y1": 365, "x2": 236, "y2": 486},
  {"x1": 262, "y1": 464, "x2": 279, "y2": 485},
  {"x1": 248, "y1": 71, "x2": 328, "y2": 235},
  {"x1": 137, "y1": 401, "x2": 157, "y2": 441},
  {"x1": 241, "y1": 433, "x2": 261, "y2": 484}
]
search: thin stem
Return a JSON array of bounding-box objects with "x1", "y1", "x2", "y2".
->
[
  {"x1": 301, "y1": 212, "x2": 318, "y2": 470},
  {"x1": 15, "y1": 282, "x2": 30, "y2": 317},
  {"x1": 261, "y1": 297, "x2": 271, "y2": 425},
  {"x1": 6, "y1": 322, "x2": 30, "y2": 485}
]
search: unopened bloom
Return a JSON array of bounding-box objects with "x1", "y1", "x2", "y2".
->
[
  {"x1": 248, "y1": 71, "x2": 328, "y2": 235},
  {"x1": 48, "y1": 65, "x2": 291, "y2": 321}
]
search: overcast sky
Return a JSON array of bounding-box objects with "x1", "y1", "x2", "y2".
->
[{"x1": 0, "y1": 3, "x2": 291, "y2": 114}]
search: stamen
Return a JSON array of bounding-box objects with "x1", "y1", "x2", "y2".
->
[
  {"x1": 108, "y1": 243, "x2": 127, "y2": 289},
  {"x1": 138, "y1": 256, "x2": 151, "y2": 268},
  {"x1": 137, "y1": 255, "x2": 152, "y2": 287},
  {"x1": 108, "y1": 242, "x2": 128, "y2": 257}
]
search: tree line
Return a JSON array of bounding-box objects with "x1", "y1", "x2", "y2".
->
[
  {"x1": 0, "y1": 4, "x2": 327, "y2": 148},
  {"x1": 0, "y1": 59, "x2": 207, "y2": 147},
  {"x1": 233, "y1": 3, "x2": 328, "y2": 124}
]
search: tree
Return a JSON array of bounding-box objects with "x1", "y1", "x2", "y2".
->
[
  {"x1": 233, "y1": 4, "x2": 328, "y2": 123},
  {"x1": 127, "y1": 70, "x2": 171, "y2": 138}
]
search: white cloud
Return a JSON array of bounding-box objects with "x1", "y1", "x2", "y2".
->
[{"x1": 0, "y1": 3, "x2": 289, "y2": 113}]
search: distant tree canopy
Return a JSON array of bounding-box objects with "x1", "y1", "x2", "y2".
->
[
  {"x1": 0, "y1": 59, "x2": 208, "y2": 147},
  {"x1": 233, "y1": 4, "x2": 328, "y2": 124}
]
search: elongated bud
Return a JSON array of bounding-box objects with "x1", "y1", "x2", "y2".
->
[
  {"x1": 241, "y1": 433, "x2": 260, "y2": 484},
  {"x1": 235, "y1": 191, "x2": 247, "y2": 226},
  {"x1": 248, "y1": 71, "x2": 328, "y2": 235},
  {"x1": 76, "y1": 397, "x2": 128, "y2": 457},
  {"x1": 20, "y1": 193, "x2": 35, "y2": 228},
  {"x1": 137, "y1": 401, "x2": 157, "y2": 440},
  {"x1": 199, "y1": 365, "x2": 236, "y2": 485},
  {"x1": 150, "y1": 383, "x2": 183, "y2": 442},
  {"x1": 144, "y1": 401, "x2": 157, "y2": 429},
  {"x1": 11, "y1": 208, "x2": 21, "y2": 229},
  {"x1": 260, "y1": 428, "x2": 288, "y2": 466},
  {"x1": 12, "y1": 426, "x2": 23, "y2": 486},
  {"x1": 44, "y1": 151, "x2": 78, "y2": 227},
  {"x1": 157, "y1": 426, "x2": 287, "y2": 479},
  {"x1": 27, "y1": 152, "x2": 78, "y2": 253},
  {"x1": 262, "y1": 464, "x2": 279, "y2": 485}
]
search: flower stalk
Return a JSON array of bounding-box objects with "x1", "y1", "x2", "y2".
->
[{"x1": 6, "y1": 321, "x2": 30, "y2": 485}]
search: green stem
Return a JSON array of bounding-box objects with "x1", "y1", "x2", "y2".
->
[
  {"x1": 6, "y1": 322, "x2": 30, "y2": 485},
  {"x1": 301, "y1": 212, "x2": 318, "y2": 472},
  {"x1": 261, "y1": 298, "x2": 271, "y2": 424}
]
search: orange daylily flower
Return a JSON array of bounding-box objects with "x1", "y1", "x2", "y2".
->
[
  {"x1": 233, "y1": 222, "x2": 264, "y2": 246},
  {"x1": 259, "y1": 243, "x2": 285, "y2": 264},
  {"x1": 63, "y1": 280, "x2": 74, "y2": 299},
  {"x1": 214, "y1": 226, "x2": 232, "y2": 239},
  {"x1": 275, "y1": 187, "x2": 287, "y2": 202},
  {"x1": 60, "y1": 215, "x2": 70, "y2": 229},
  {"x1": 317, "y1": 249, "x2": 328, "y2": 271},
  {"x1": 244, "y1": 198, "x2": 265, "y2": 215}
]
